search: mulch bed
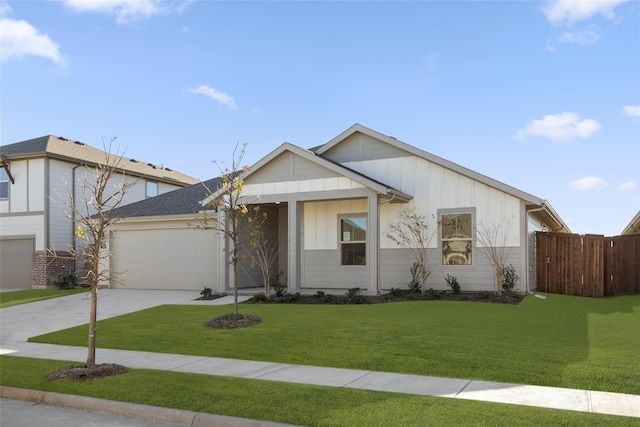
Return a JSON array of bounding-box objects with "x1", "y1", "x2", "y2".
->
[
  {"x1": 47, "y1": 363, "x2": 129, "y2": 382},
  {"x1": 243, "y1": 290, "x2": 525, "y2": 305},
  {"x1": 206, "y1": 313, "x2": 262, "y2": 329}
]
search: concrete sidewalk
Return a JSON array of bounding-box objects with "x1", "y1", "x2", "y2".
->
[{"x1": 1, "y1": 289, "x2": 639, "y2": 421}]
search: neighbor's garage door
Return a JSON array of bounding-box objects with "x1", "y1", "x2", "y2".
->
[
  {"x1": 0, "y1": 239, "x2": 33, "y2": 288},
  {"x1": 111, "y1": 228, "x2": 218, "y2": 290}
]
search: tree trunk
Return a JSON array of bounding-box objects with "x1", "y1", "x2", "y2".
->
[{"x1": 87, "y1": 284, "x2": 97, "y2": 367}]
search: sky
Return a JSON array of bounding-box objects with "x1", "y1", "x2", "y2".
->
[{"x1": 1, "y1": 0, "x2": 639, "y2": 236}]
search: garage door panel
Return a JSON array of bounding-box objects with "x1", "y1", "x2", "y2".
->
[
  {"x1": 0, "y1": 239, "x2": 33, "y2": 288},
  {"x1": 111, "y1": 228, "x2": 218, "y2": 290}
]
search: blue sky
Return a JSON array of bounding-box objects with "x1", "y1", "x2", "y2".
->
[{"x1": 1, "y1": 0, "x2": 638, "y2": 236}]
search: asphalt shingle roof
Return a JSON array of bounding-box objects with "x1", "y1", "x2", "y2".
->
[
  {"x1": 107, "y1": 178, "x2": 222, "y2": 218},
  {"x1": 0, "y1": 135, "x2": 198, "y2": 185}
]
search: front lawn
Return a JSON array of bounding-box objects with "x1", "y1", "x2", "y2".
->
[
  {"x1": 29, "y1": 293, "x2": 640, "y2": 395},
  {"x1": 1, "y1": 356, "x2": 637, "y2": 427},
  {"x1": 0, "y1": 288, "x2": 88, "y2": 308}
]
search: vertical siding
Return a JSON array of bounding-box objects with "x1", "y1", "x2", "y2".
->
[
  {"x1": 11, "y1": 160, "x2": 29, "y2": 212},
  {"x1": 376, "y1": 156, "x2": 521, "y2": 249},
  {"x1": 301, "y1": 198, "x2": 368, "y2": 289},
  {"x1": 28, "y1": 159, "x2": 45, "y2": 211},
  {"x1": 49, "y1": 160, "x2": 74, "y2": 251}
]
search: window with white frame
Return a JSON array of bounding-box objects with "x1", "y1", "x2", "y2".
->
[
  {"x1": 146, "y1": 180, "x2": 158, "y2": 198},
  {"x1": 340, "y1": 216, "x2": 366, "y2": 265},
  {"x1": 440, "y1": 210, "x2": 474, "y2": 266},
  {"x1": 0, "y1": 168, "x2": 8, "y2": 199}
]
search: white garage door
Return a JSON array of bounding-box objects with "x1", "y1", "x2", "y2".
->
[
  {"x1": 0, "y1": 239, "x2": 33, "y2": 288},
  {"x1": 111, "y1": 228, "x2": 219, "y2": 290}
]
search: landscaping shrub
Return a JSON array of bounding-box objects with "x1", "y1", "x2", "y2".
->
[
  {"x1": 200, "y1": 287, "x2": 213, "y2": 298},
  {"x1": 408, "y1": 262, "x2": 421, "y2": 293},
  {"x1": 53, "y1": 274, "x2": 76, "y2": 290},
  {"x1": 478, "y1": 291, "x2": 491, "y2": 300},
  {"x1": 345, "y1": 287, "x2": 367, "y2": 304},
  {"x1": 424, "y1": 288, "x2": 439, "y2": 300},
  {"x1": 445, "y1": 274, "x2": 460, "y2": 294},
  {"x1": 270, "y1": 270, "x2": 287, "y2": 297},
  {"x1": 314, "y1": 291, "x2": 333, "y2": 303},
  {"x1": 251, "y1": 293, "x2": 268, "y2": 303},
  {"x1": 501, "y1": 265, "x2": 519, "y2": 292}
]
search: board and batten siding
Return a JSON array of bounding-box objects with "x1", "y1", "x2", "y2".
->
[
  {"x1": 0, "y1": 215, "x2": 45, "y2": 250},
  {"x1": 301, "y1": 199, "x2": 368, "y2": 289},
  {"x1": 343, "y1": 156, "x2": 521, "y2": 249},
  {"x1": 48, "y1": 159, "x2": 75, "y2": 251}
]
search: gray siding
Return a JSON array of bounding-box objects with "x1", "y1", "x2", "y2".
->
[
  {"x1": 379, "y1": 248, "x2": 523, "y2": 292},
  {"x1": 322, "y1": 132, "x2": 410, "y2": 163},
  {"x1": 301, "y1": 249, "x2": 368, "y2": 290}
]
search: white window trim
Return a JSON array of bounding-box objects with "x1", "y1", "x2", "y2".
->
[
  {"x1": 338, "y1": 213, "x2": 367, "y2": 267},
  {"x1": 438, "y1": 207, "x2": 476, "y2": 268}
]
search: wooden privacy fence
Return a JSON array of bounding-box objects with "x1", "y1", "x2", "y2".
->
[{"x1": 536, "y1": 232, "x2": 640, "y2": 297}]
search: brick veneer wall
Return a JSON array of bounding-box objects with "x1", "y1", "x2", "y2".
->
[{"x1": 32, "y1": 253, "x2": 75, "y2": 287}]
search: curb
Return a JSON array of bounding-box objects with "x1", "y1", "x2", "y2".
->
[{"x1": 0, "y1": 386, "x2": 299, "y2": 427}]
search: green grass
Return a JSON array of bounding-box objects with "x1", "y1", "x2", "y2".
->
[
  {"x1": 1, "y1": 356, "x2": 638, "y2": 427},
  {"x1": 29, "y1": 293, "x2": 640, "y2": 395},
  {"x1": 0, "y1": 288, "x2": 88, "y2": 308}
]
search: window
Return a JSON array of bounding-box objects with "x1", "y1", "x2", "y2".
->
[
  {"x1": 441, "y1": 211, "x2": 473, "y2": 265},
  {"x1": 146, "y1": 180, "x2": 158, "y2": 198},
  {"x1": 340, "y1": 216, "x2": 366, "y2": 265},
  {"x1": 0, "y1": 168, "x2": 8, "y2": 199}
]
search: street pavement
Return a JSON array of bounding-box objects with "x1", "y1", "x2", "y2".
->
[{"x1": 1, "y1": 289, "x2": 639, "y2": 425}]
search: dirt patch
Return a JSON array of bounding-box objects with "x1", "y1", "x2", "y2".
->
[
  {"x1": 206, "y1": 313, "x2": 262, "y2": 329},
  {"x1": 47, "y1": 363, "x2": 128, "y2": 382}
]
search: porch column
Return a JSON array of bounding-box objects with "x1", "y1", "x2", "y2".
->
[
  {"x1": 368, "y1": 194, "x2": 379, "y2": 295},
  {"x1": 287, "y1": 201, "x2": 299, "y2": 292}
]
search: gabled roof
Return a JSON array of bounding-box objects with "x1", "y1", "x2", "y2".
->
[
  {"x1": 315, "y1": 124, "x2": 569, "y2": 232},
  {"x1": 622, "y1": 211, "x2": 640, "y2": 235},
  {"x1": 0, "y1": 135, "x2": 198, "y2": 186},
  {"x1": 103, "y1": 178, "x2": 221, "y2": 218},
  {"x1": 200, "y1": 142, "x2": 412, "y2": 207}
]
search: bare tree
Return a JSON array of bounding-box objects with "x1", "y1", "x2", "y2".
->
[
  {"x1": 246, "y1": 209, "x2": 280, "y2": 296},
  {"x1": 52, "y1": 138, "x2": 136, "y2": 367},
  {"x1": 199, "y1": 142, "x2": 254, "y2": 316},
  {"x1": 475, "y1": 217, "x2": 514, "y2": 295},
  {"x1": 386, "y1": 209, "x2": 438, "y2": 294}
]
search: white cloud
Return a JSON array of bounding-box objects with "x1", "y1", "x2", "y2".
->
[
  {"x1": 556, "y1": 25, "x2": 601, "y2": 45},
  {"x1": 542, "y1": 0, "x2": 630, "y2": 26},
  {"x1": 514, "y1": 112, "x2": 601, "y2": 141},
  {"x1": 618, "y1": 181, "x2": 638, "y2": 193},
  {"x1": 0, "y1": 16, "x2": 66, "y2": 65},
  {"x1": 623, "y1": 105, "x2": 640, "y2": 117},
  {"x1": 569, "y1": 176, "x2": 608, "y2": 191},
  {"x1": 61, "y1": 0, "x2": 188, "y2": 24},
  {"x1": 188, "y1": 85, "x2": 237, "y2": 109}
]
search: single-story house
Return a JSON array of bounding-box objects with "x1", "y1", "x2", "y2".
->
[
  {"x1": 0, "y1": 135, "x2": 198, "y2": 288},
  {"x1": 103, "y1": 124, "x2": 569, "y2": 295}
]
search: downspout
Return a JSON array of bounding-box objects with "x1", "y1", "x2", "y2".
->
[
  {"x1": 525, "y1": 201, "x2": 548, "y2": 295},
  {"x1": 377, "y1": 193, "x2": 397, "y2": 293}
]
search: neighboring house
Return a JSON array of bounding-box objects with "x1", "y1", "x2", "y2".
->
[
  {"x1": 0, "y1": 135, "x2": 198, "y2": 288},
  {"x1": 621, "y1": 211, "x2": 640, "y2": 235},
  {"x1": 104, "y1": 124, "x2": 569, "y2": 294}
]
